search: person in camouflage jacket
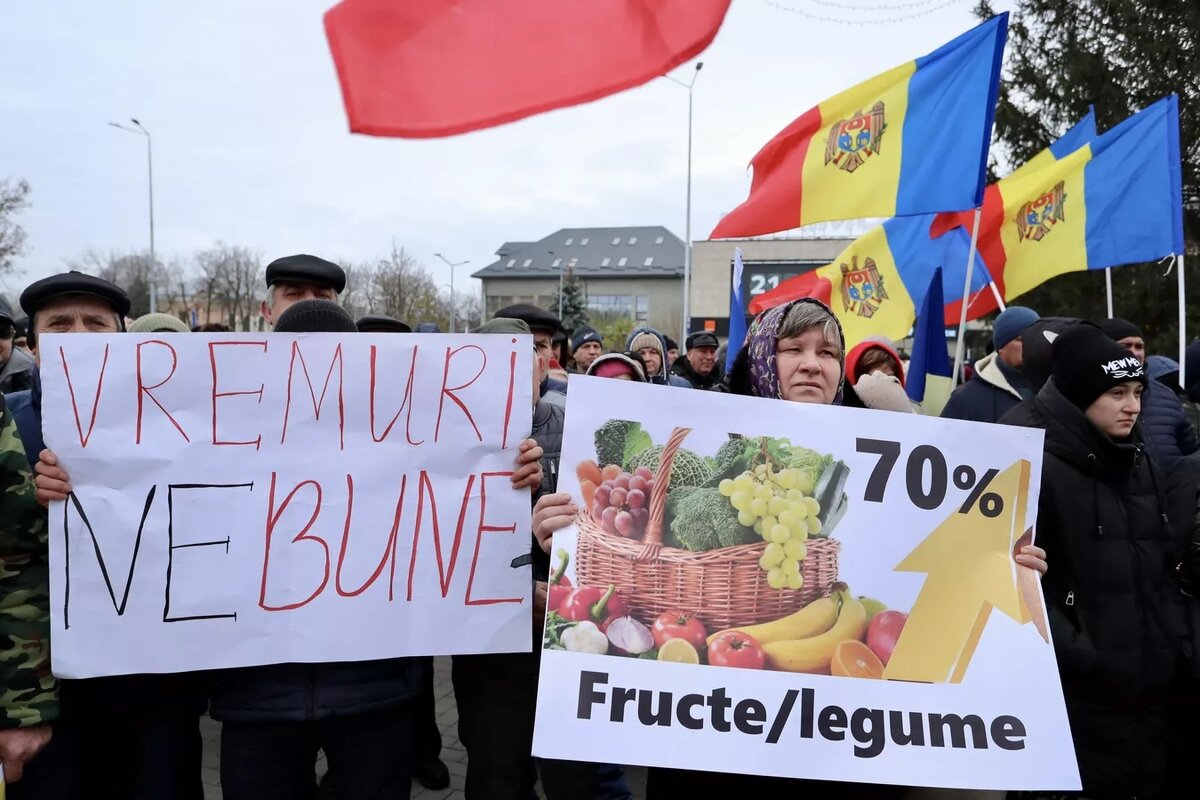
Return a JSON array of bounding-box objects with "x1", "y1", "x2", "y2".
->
[{"x1": 0, "y1": 392, "x2": 56, "y2": 783}]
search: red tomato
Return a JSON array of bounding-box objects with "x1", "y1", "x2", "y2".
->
[
  {"x1": 652, "y1": 610, "x2": 708, "y2": 652},
  {"x1": 707, "y1": 631, "x2": 766, "y2": 670}
]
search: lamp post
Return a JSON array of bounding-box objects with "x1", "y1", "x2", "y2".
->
[
  {"x1": 664, "y1": 62, "x2": 702, "y2": 344},
  {"x1": 434, "y1": 253, "x2": 470, "y2": 332},
  {"x1": 108, "y1": 118, "x2": 156, "y2": 313}
]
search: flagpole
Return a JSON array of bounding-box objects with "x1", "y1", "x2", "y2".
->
[
  {"x1": 1105, "y1": 268, "x2": 1114, "y2": 318},
  {"x1": 952, "y1": 208, "x2": 983, "y2": 387},
  {"x1": 987, "y1": 281, "x2": 1006, "y2": 312},
  {"x1": 1178, "y1": 254, "x2": 1187, "y2": 388}
]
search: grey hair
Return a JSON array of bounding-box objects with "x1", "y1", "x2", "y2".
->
[
  {"x1": 263, "y1": 285, "x2": 278, "y2": 309},
  {"x1": 777, "y1": 301, "x2": 844, "y2": 357}
]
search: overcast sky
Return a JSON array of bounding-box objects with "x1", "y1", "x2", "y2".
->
[{"x1": 2, "y1": 0, "x2": 1014, "y2": 299}]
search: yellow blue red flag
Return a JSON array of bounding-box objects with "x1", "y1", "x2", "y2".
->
[{"x1": 711, "y1": 15, "x2": 1007, "y2": 238}]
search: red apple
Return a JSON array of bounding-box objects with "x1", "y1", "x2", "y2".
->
[{"x1": 866, "y1": 610, "x2": 908, "y2": 666}]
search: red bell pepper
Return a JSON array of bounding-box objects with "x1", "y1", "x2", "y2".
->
[
  {"x1": 548, "y1": 549, "x2": 573, "y2": 613},
  {"x1": 559, "y1": 584, "x2": 628, "y2": 631}
]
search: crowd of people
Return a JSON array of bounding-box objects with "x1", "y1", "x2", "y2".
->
[{"x1": 1, "y1": 254, "x2": 1198, "y2": 799}]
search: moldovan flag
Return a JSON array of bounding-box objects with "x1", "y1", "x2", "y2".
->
[
  {"x1": 710, "y1": 14, "x2": 1007, "y2": 238},
  {"x1": 727, "y1": 248, "x2": 748, "y2": 371},
  {"x1": 324, "y1": 0, "x2": 731, "y2": 138},
  {"x1": 907, "y1": 267, "x2": 953, "y2": 416},
  {"x1": 933, "y1": 108, "x2": 1098, "y2": 320},
  {"x1": 748, "y1": 222, "x2": 916, "y2": 349},
  {"x1": 938, "y1": 96, "x2": 1183, "y2": 303}
]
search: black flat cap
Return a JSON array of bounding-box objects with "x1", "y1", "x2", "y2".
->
[
  {"x1": 20, "y1": 270, "x2": 132, "y2": 319},
  {"x1": 265, "y1": 254, "x2": 346, "y2": 294},
  {"x1": 494, "y1": 303, "x2": 562, "y2": 334},
  {"x1": 686, "y1": 331, "x2": 719, "y2": 349},
  {"x1": 356, "y1": 314, "x2": 412, "y2": 333},
  {"x1": 274, "y1": 299, "x2": 357, "y2": 333}
]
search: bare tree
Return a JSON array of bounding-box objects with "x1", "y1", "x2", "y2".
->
[
  {"x1": 0, "y1": 178, "x2": 31, "y2": 278},
  {"x1": 67, "y1": 248, "x2": 169, "y2": 318},
  {"x1": 193, "y1": 243, "x2": 263, "y2": 330}
]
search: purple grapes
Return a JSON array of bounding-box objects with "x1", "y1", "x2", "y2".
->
[
  {"x1": 600, "y1": 506, "x2": 619, "y2": 534},
  {"x1": 610, "y1": 487, "x2": 628, "y2": 507},
  {"x1": 626, "y1": 489, "x2": 646, "y2": 509},
  {"x1": 614, "y1": 510, "x2": 634, "y2": 537}
]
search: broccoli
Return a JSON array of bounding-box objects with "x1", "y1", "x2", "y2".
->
[
  {"x1": 594, "y1": 419, "x2": 653, "y2": 469},
  {"x1": 667, "y1": 488, "x2": 755, "y2": 552},
  {"x1": 629, "y1": 445, "x2": 712, "y2": 491}
]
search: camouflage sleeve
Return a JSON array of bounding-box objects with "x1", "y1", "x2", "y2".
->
[{"x1": 0, "y1": 394, "x2": 57, "y2": 728}]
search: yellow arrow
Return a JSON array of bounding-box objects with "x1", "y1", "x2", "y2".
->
[{"x1": 883, "y1": 458, "x2": 1031, "y2": 684}]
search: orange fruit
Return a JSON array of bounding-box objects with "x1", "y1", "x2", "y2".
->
[
  {"x1": 576, "y1": 460, "x2": 603, "y2": 487},
  {"x1": 830, "y1": 639, "x2": 884, "y2": 679},
  {"x1": 580, "y1": 479, "x2": 597, "y2": 509}
]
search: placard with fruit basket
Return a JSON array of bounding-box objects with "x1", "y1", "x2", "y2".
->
[{"x1": 533, "y1": 377, "x2": 1080, "y2": 791}]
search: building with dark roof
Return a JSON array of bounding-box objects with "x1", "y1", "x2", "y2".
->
[{"x1": 473, "y1": 226, "x2": 685, "y2": 334}]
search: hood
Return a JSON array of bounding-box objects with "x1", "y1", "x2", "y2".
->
[
  {"x1": 727, "y1": 297, "x2": 846, "y2": 404},
  {"x1": 846, "y1": 339, "x2": 905, "y2": 388},
  {"x1": 624, "y1": 326, "x2": 670, "y2": 381},
  {"x1": 586, "y1": 352, "x2": 648, "y2": 382},
  {"x1": 0, "y1": 344, "x2": 35, "y2": 381},
  {"x1": 1147, "y1": 355, "x2": 1180, "y2": 384},
  {"x1": 973, "y1": 352, "x2": 1025, "y2": 401}
]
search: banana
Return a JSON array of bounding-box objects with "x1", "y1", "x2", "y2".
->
[
  {"x1": 762, "y1": 592, "x2": 868, "y2": 673},
  {"x1": 707, "y1": 593, "x2": 840, "y2": 646}
]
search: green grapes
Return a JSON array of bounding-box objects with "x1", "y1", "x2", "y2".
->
[{"x1": 713, "y1": 463, "x2": 818, "y2": 588}]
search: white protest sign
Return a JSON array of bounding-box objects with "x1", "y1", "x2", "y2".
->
[
  {"x1": 39, "y1": 332, "x2": 534, "y2": 678},
  {"x1": 533, "y1": 377, "x2": 1079, "y2": 791}
]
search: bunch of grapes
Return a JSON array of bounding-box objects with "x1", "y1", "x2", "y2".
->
[
  {"x1": 718, "y1": 464, "x2": 821, "y2": 590},
  {"x1": 594, "y1": 466, "x2": 657, "y2": 539}
]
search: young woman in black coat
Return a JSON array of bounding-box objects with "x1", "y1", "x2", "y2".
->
[{"x1": 1004, "y1": 323, "x2": 1188, "y2": 800}]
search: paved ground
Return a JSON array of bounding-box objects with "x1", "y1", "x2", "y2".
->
[{"x1": 200, "y1": 656, "x2": 647, "y2": 799}]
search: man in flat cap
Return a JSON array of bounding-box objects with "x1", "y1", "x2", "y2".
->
[
  {"x1": 495, "y1": 304, "x2": 567, "y2": 407},
  {"x1": 356, "y1": 314, "x2": 413, "y2": 334},
  {"x1": 260, "y1": 254, "x2": 346, "y2": 328},
  {"x1": 671, "y1": 330, "x2": 723, "y2": 390},
  {"x1": 7, "y1": 271, "x2": 206, "y2": 800}
]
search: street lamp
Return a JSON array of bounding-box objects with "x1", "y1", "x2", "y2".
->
[
  {"x1": 108, "y1": 118, "x2": 157, "y2": 313},
  {"x1": 434, "y1": 253, "x2": 470, "y2": 332},
  {"x1": 664, "y1": 61, "x2": 703, "y2": 344}
]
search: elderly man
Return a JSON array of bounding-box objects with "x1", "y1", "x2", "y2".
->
[
  {"x1": 671, "y1": 330, "x2": 723, "y2": 390},
  {"x1": 260, "y1": 254, "x2": 345, "y2": 327},
  {"x1": 570, "y1": 325, "x2": 603, "y2": 373},
  {"x1": 942, "y1": 306, "x2": 1040, "y2": 424},
  {"x1": 6, "y1": 271, "x2": 208, "y2": 800},
  {"x1": 495, "y1": 303, "x2": 568, "y2": 406}
]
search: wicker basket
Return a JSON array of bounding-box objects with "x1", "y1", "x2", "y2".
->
[{"x1": 576, "y1": 426, "x2": 840, "y2": 631}]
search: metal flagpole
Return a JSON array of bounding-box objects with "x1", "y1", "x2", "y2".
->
[
  {"x1": 1177, "y1": 254, "x2": 1187, "y2": 388},
  {"x1": 987, "y1": 280, "x2": 1007, "y2": 312},
  {"x1": 952, "y1": 208, "x2": 983, "y2": 387},
  {"x1": 1105, "y1": 268, "x2": 1114, "y2": 318}
]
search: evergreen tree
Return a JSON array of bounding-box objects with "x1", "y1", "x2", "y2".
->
[
  {"x1": 974, "y1": 0, "x2": 1198, "y2": 355},
  {"x1": 556, "y1": 268, "x2": 590, "y2": 331}
]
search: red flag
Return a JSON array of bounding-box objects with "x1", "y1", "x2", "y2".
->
[
  {"x1": 325, "y1": 0, "x2": 732, "y2": 138},
  {"x1": 747, "y1": 270, "x2": 833, "y2": 316}
]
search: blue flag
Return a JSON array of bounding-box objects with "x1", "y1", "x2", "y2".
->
[
  {"x1": 726, "y1": 248, "x2": 747, "y2": 371},
  {"x1": 906, "y1": 266, "x2": 954, "y2": 415}
]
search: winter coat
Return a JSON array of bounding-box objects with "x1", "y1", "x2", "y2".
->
[
  {"x1": 670, "y1": 354, "x2": 723, "y2": 390},
  {"x1": 940, "y1": 352, "x2": 1029, "y2": 424},
  {"x1": 1138, "y1": 378, "x2": 1197, "y2": 473},
  {"x1": 7, "y1": 373, "x2": 208, "y2": 722},
  {"x1": 530, "y1": 398, "x2": 564, "y2": 581},
  {"x1": 0, "y1": 345, "x2": 35, "y2": 395},
  {"x1": 208, "y1": 657, "x2": 424, "y2": 723},
  {"x1": 624, "y1": 327, "x2": 690, "y2": 388},
  {"x1": 1002, "y1": 380, "x2": 1188, "y2": 799}
]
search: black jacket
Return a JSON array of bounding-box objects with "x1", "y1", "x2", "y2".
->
[
  {"x1": 1139, "y1": 378, "x2": 1197, "y2": 473},
  {"x1": 530, "y1": 399, "x2": 564, "y2": 581},
  {"x1": 1003, "y1": 381, "x2": 1188, "y2": 798},
  {"x1": 941, "y1": 352, "x2": 1029, "y2": 424},
  {"x1": 670, "y1": 355, "x2": 723, "y2": 390}
]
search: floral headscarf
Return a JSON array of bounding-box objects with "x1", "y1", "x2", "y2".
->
[{"x1": 745, "y1": 297, "x2": 847, "y2": 405}]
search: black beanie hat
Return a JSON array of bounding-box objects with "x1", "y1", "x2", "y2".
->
[
  {"x1": 1097, "y1": 317, "x2": 1143, "y2": 342},
  {"x1": 1052, "y1": 323, "x2": 1147, "y2": 410},
  {"x1": 274, "y1": 299, "x2": 357, "y2": 333}
]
